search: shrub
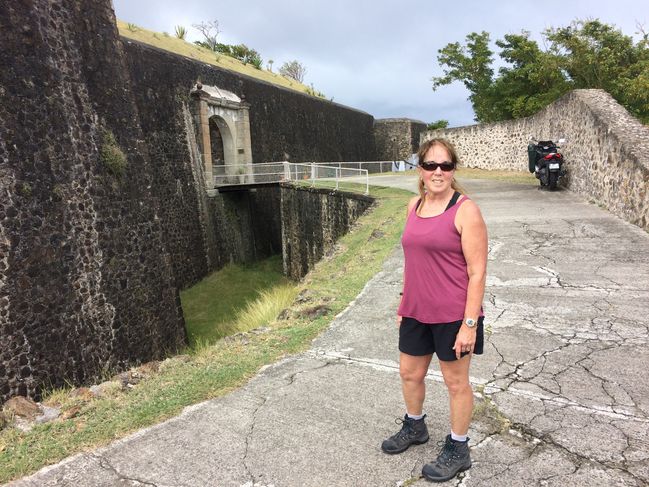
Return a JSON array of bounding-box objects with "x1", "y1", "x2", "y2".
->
[
  {"x1": 427, "y1": 120, "x2": 449, "y2": 130},
  {"x1": 174, "y1": 25, "x2": 187, "y2": 40},
  {"x1": 99, "y1": 129, "x2": 127, "y2": 178}
]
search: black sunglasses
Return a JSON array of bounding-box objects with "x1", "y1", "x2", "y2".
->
[{"x1": 419, "y1": 161, "x2": 455, "y2": 172}]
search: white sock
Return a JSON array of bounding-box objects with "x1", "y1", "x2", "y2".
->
[
  {"x1": 407, "y1": 412, "x2": 425, "y2": 420},
  {"x1": 451, "y1": 430, "x2": 467, "y2": 442}
]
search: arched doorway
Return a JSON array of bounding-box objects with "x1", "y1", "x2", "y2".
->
[
  {"x1": 191, "y1": 83, "x2": 253, "y2": 189},
  {"x1": 209, "y1": 117, "x2": 225, "y2": 166},
  {"x1": 208, "y1": 115, "x2": 237, "y2": 184}
]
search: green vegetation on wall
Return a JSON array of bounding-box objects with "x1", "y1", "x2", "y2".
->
[{"x1": 99, "y1": 129, "x2": 127, "y2": 178}]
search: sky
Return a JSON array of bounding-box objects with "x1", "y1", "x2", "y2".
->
[{"x1": 112, "y1": 0, "x2": 646, "y2": 127}]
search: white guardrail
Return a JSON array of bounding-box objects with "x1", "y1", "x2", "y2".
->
[{"x1": 213, "y1": 162, "x2": 377, "y2": 195}]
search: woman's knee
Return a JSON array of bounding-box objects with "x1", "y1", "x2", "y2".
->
[
  {"x1": 400, "y1": 366, "x2": 427, "y2": 384},
  {"x1": 444, "y1": 377, "x2": 472, "y2": 396}
]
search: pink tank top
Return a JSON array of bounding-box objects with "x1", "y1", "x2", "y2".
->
[{"x1": 398, "y1": 197, "x2": 482, "y2": 324}]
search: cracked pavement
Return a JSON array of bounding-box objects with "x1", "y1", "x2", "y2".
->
[{"x1": 7, "y1": 177, "x2": 649, "y2": 486}]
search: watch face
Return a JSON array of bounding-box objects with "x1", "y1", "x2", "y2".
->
[{"x1": 465, "y1": 318, "x2": 476, "y2": 328}]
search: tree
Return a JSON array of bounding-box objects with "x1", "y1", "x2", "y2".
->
[
  {"x1": 545, "y1": 20, "x2": 649, "y2": 122},
  {"x1": 230, "y1": 44, "x2": 263, "y2": 68},
  {"x1": 279, "y1": 60, "x2": 307, "y2": 83},
  {"x1": 210, "y1": 43, "x2": 263, "y2": 69},
  {"x1": 192, "y1": 20, "x2": 220, "y2": 51},
  {"x1": 432, "y1": 20, "x2": 649, "y2": 123},
  {"x1": 489, "y1": 32, "x2": 571, "y2": 119},
  {"x1": 432, "y1": 32, "x2": 495, "y2": 121},
  {"x1": 427, "y1": 120, "x2": 449, "y2": 130}
]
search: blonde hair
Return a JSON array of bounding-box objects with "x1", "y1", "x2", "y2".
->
[{"x1": 416, "y1": 138, "x2": 465, "y2": 201}]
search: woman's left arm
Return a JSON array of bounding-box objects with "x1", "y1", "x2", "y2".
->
[{"x1": 454, "y1": 200, "x2": 488, "y2": 358}]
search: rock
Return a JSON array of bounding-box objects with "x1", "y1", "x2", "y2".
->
[
  {"x1": 295, "y1": 289, "x2": 313, "y2": 304},
  {"x1": 70, "y1": 387, "x2": 93, "y2": 401},
  {"x1": 3, "y1": 396, "x2": 41, "y2": 420},
  {"x1": 277, "y1": 308, "x2": 292, "y2": 320},
  {"x1": 137, "y1": 360, "x2": 160, "y2": 376},
  {"x1": 89, "y1": 380, "x2": 124, "y2": 398},
  {"x1": 250, "y1": 326, "x2": 271, "y2": 335},
  {"x1": 35, "y1": 405, "x2": 60, "y2": 424},
  {"x1": 61, "y1": 406, "x2": 82, "y2": 420},
  {"x1": 158, "y1": 355, "x2": 192, "y2": 372},
  {"x1": 300, "y1": 304, "x2": 331, "y2": 319}
]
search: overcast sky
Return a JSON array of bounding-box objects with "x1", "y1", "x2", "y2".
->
[{"x1": 112, "y1": 0, "x2": 645, "y2": 127}]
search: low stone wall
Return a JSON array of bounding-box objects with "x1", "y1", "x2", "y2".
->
[
  {"x1": 280, "y1": 185, "x2": 374, "y2": 280},
  {"x1": 208, "y1": 187, "x2": 282, "y2": 268},
  {"x1": 423, "y1": 89, "x2": 649, "y2": 231}
]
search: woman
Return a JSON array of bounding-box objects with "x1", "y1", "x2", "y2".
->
[{"x1": 381, "y1": 138, "x2": 488, "y2": 483}]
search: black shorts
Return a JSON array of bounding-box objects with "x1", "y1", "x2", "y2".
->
[{"x1": 399, "y1": 316, "x2": 485, "y2": 361}]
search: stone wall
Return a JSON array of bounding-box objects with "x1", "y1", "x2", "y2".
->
[
  {"x1": 0, "y1": 0, "x2": 185, "y2": 401},
  {"x1": 423, "y1": 90, "x2": 649, "y2": 231},
  {"x1": 281, "y1": 185, "x2": 374, "y2": 280},
  {"x1": 374, "y1": 118, "x2": 427, "y2": 161},
  {"x1": 209, "y1": 188, "x2": 282, "y2": 268},
  {"x1": 121, "y1": 38, "x2": 377, "y2": 289}
]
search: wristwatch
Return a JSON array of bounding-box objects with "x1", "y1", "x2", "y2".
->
[{"x1": 464, "y1": 318, "x2": 477, "y2": 328}]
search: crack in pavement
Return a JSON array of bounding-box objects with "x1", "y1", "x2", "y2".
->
[
  {"x1": 309, "y1": 350, "x2": 649, "y2": 424},
  {"x1": 242, "y1": 395, "x2": 268, "y2": 485},
  {"x1": 91, "y1": 452, "x2": 163, "y2": 486},
  {"x1": 508, "y1": 420, "x2": 646, "y2": 485},
  {"x1": 241, "y1": 359, "x2": 336, "y2": 485}
]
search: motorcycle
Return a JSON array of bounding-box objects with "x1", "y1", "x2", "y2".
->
[{"x1": 527, "y1": 138, "x2": 566, "y2": 190}]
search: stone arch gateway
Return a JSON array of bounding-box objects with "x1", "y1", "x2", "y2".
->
[{"x1": 190, "y1": 83, "x2": 252, "y2": 188}]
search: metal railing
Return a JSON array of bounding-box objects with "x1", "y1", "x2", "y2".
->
[{"x1": 212, "y1": 162, "x2": 370, "y2": 195}]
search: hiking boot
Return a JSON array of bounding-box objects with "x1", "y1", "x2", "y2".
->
[
  {"x1": 381, "y1": 414, "x2": 429, "y2": 454},
  {"x1": 422, "y1": 434, "x2": 471, "y2": 482}
]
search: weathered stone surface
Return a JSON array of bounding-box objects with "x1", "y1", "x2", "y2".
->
[
  {"x1": 374, "y1": 118, "x2": 426, "y2": 161},
  {"x1": 89, "y1": 380, "x2": 124, "y2": 399},
  {"x1": 280, "y1": 185, "x2": 374, "y2": 280},
  {"x1": 2, "y1": 396, "x2": 41, "y2": 420},
  {"x1": 424, "y1": 89, "x2": 649, "y2": 232},
  {"x1": 0, "y1": 0, "x2": 186, "y2": 402}
]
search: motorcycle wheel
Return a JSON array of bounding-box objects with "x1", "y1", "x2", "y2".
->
[{"x1": 549, "y1": 171, "x2": 558, "y2": 190}]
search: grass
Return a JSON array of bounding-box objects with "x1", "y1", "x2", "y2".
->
[
  {"x1": 0, "y1": 184, "x2": 412, "y2": 483},
  {"x1": 116, "y1": 20, "x2": 314, "y2": 96},
  {"x1": 180, "y1": 255, "x2": 292, "y2": 345}
]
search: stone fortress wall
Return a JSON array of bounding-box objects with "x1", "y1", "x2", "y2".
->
[
  {"x1": 122, "y1": 38, "x2": 377, "y2": 290},
  {"x1": 374, "y1": 118, "x2": 427, "y2": 161},
  {"x1": 0, "y1": 0, "x2": 187, "y2": 400},
  {"x1": 0, "y1": 0, "x2": 378, "y2": 401},
  {"x1": 423, "y1": 89, "x2": 649, "y2": 232}
]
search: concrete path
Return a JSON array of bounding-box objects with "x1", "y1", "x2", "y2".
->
[{"x1": 8, "y1": 176, "x2": 649, "y2": 486}]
